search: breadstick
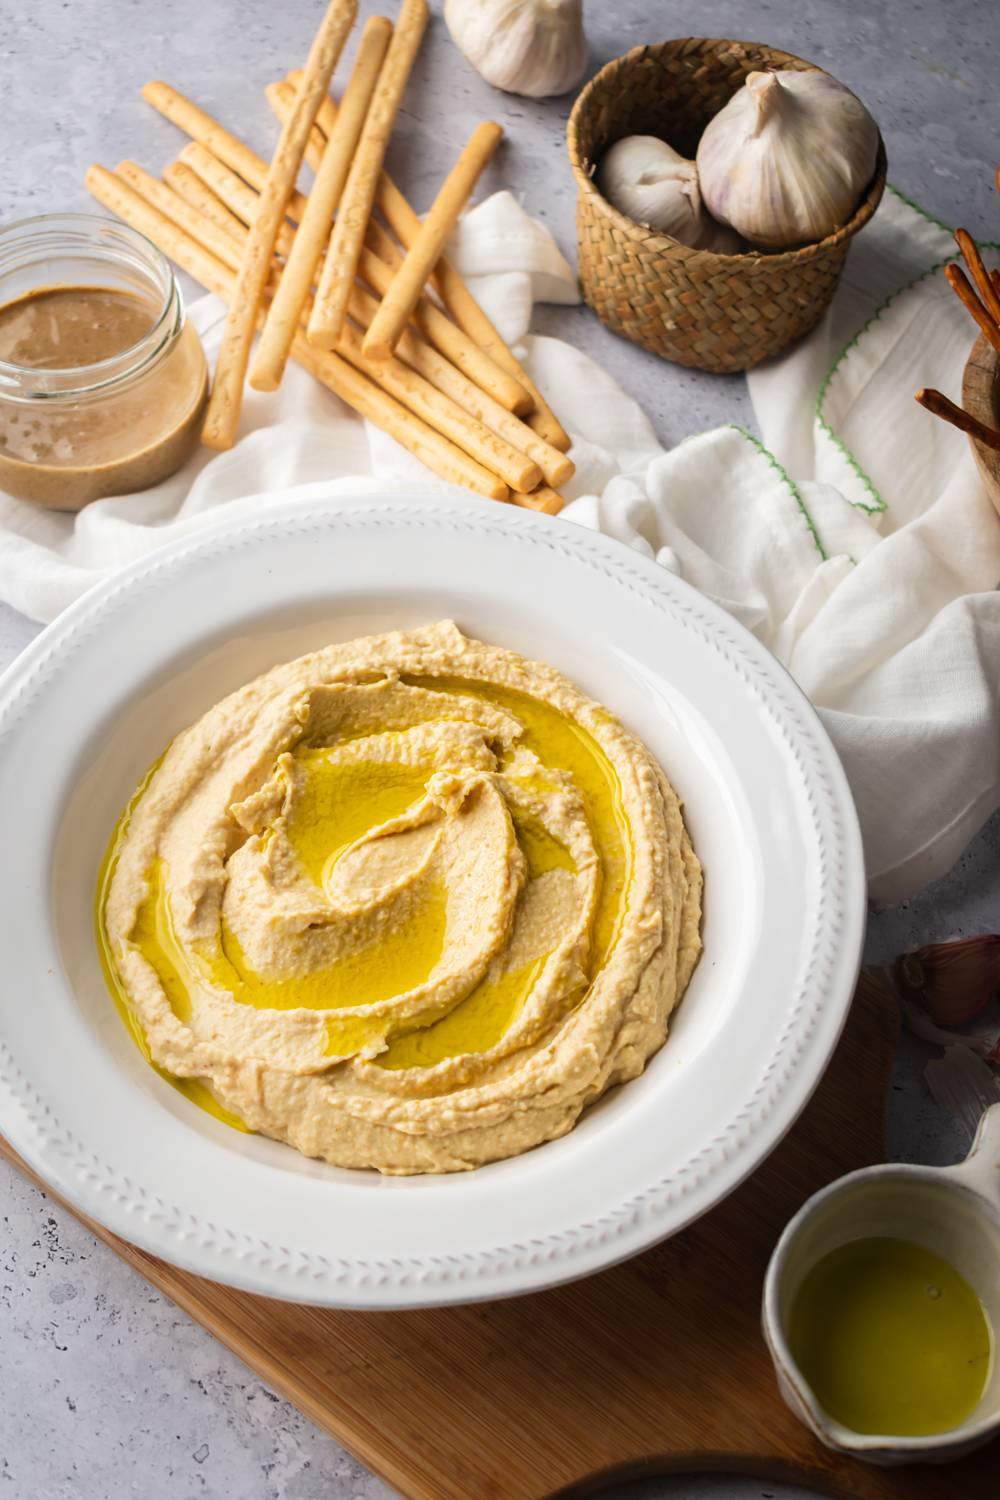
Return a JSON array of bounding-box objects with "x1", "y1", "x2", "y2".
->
[
  {"x1": 363, "y1": 151, "x2": 571, "y2": 450},
  {"x1": 163, "y1": 159, "x2": 250, "y2": 249},
  {"x1": 220, "y1": 80, "x2": 535, "y2": 417},
  {"x1": 436, "y1": 261, "x2": 570, "y2": 450},
  {"x1": 190, "y1": 175, "x2": 539, "y2": 491},
  {"x1": 115, "y1": 160, "x2": 243, "y2": 271},
  {"x1": 341, "y1": 284, "x2": 555, "y2": 482},
  {"x1": 335, "y1": 322, "x2": 541, "y2": 491},
  {"x1": 179, "y1": 143, "x2": 296, "y2": 260},
  {"x1": 307, "y1": 0, "x2": 429, "y2": 347},
  {"x1": 944, "y1": 263, "x2": 1000, "y2": 358},
  {"x1": 87, "y1": 166, "x2": 234, "y2": 298},
  {"x1": 306, "y1": 79, "x2": 340, "y2": 141},
  {"x1": 177, "y1": 129, "x2": 569, "y2": 489},
  {"x1": 283, "y1": 67, "x2": 563, "y2": 447},
  {"x1": 86, "y1": 165, "x2": 507, "y2": 500},
  {"x1": 98, "y1": 164, "x2": 529, "y2": 492},
  {"x1": 199, "y1": 0, "x2": 357, "y2": 449},
  {"x1": 955, "y1": 229, "x2": 1000, "y2": 329},
  {"x1": 251, "y1": 16, "x2": 392, "y2": 391},
  {"x1": 291, "y1": 337, "x2": 506, "y2": 500},
  {"x1": 280, "y1": 73, "x2": 537, "y2": 418},
  {"x1": 265, "y1": 82, "x2": 329, "y2": 174},
  {"x1": 144, "y1": 81, "x2": 311, "y2": 221},
  {"x1": 511, "y1": 486, "x2": 566, "y2": 515},
  {"x1": 350, "y1": 285, "x2": 572, "y2": 486},
  {"x1": 915, "y1": 387, "x2": 1000, "y2": 455},
  {"x1": 362, "y1": 122, "x2": 503, "y2": 361},
  {"x1": 178, "y1": 156, "x2": 569, "y2": 489}
]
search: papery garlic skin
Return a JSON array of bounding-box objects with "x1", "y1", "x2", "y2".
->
[
  {"x1": 896, "y1": 935, "x2": 1000, "y2": 1027},
  {"x1": 696, "y1": 69, "x2": 879, "y2": 248},
  {"x1": 596, "y1": 134, "x2": 743, "y2": 253},
  {"x1": 597, "y1": 135, "x2": 701, "y2": 240},
  {"x1": 444, "y1": 0, "x2": 586, "y2": 99}
]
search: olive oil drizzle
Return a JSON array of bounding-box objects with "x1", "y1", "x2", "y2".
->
[
  {"x1": 95, "y1": 761, "x2": 248, "y2": 1131},
  {"x1": 96, "y1": 674, "x2": 634, "y2": 1127}
]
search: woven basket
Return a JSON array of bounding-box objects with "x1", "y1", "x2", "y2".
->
[{"x1": 567, "y1": 38, "x2": 887, "y2": 373}]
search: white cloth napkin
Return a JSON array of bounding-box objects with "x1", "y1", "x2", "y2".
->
[{"x1": 1, "y1": 189, "x2": 996, "y2": 902}]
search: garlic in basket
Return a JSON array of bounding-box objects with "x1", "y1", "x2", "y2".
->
[
  {"x1": 596, "y1": 135, "x2": 742, "y2": 252},
  {"x1": 696, "y1": 70, "x2": 879, "y2": 248},
  {"x1": 443, "y1": 0, "x2": 586, "y2": 100}
]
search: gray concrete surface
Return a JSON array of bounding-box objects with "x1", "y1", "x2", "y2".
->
[{"x1": 1, "y1": 1, "x2": 998, "y2": 1496}]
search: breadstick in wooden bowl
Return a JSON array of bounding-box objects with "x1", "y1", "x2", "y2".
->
[
  {"x1": 362, "y1": 121, "x2": 503, "y2": 361},
  {"x1": 308, "y1": 0, "x2": 429, "y2": 349},
  {"x1": 199, "y1": 0, "x2": 357, "y2": 449},
  {"x1": 955, "y1": 229, "x2": 1000, "y2": 329},
  {"x1": 945, "y1": 263, "x2": 1000, "y2": 358},
  {"x1": 250, "y1": 14, "x2": 392, "y2": 391},
  {"x1": 85, "y1": 165, "x2": 508, "y2": 501},
  {"x1": 915, "y1": 387, "x2": 1000, "y2": 455}
]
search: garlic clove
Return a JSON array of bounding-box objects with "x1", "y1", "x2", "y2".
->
[
  {"x1": 899, "y1": 992, "x2": 1000, "y2": 1059},
  {"x1": 444, "y1": 0, "x2": 587, "y2": 100},
  {"x1": 895, "y1": 935, "x2": 1000, "y2": 1027},
  {"x1": 596, "y1": 134, "x2": 743, "y2": 252},
  {"x1": 597, "y1": 135, "x2": 699, "y2": 241},
  {"x1": 696, "y1": 67, "x2": 879, "y2": 249}
]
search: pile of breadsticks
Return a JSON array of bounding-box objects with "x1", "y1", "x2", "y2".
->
[{"x1": 87, "y1": 0, "x2": 574, "y2": 512}]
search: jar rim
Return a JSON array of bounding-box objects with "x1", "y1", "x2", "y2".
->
[{"x1": 0, "y1": 212, "x2": 182, "y2": 398}]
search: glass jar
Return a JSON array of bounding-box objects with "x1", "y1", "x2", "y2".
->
[{"x1": 0, "y1": 213, "x2": 208, "y2": 509}]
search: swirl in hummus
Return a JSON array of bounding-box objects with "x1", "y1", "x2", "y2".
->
[{"x1": 99, "y1": 622, "x2": 702, "y2": 1174}]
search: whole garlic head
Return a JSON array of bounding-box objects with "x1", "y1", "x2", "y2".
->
[
  {"x1": 596, "y1": 135, "x2": 743, "y2": 252},
  {"x1": 696, "y1": 69, "x2": 879, "y2": 249},
  {"x1": 444, "y1": 0, "x2": 586, "y2": 100}
]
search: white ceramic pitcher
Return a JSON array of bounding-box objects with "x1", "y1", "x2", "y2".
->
[{"x1": 762, "y1": 1102, "x2": 1000, "y2": 1464}]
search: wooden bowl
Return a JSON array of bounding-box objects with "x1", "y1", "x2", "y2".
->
[
  {"x1": 566, "y1": 38, "x2": 887, "y2": 373},
  {"x1": 962, "y1": 333, "x2": 1000, "y2": 516}
]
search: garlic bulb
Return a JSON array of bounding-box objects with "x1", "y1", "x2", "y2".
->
[
  {"x1": 696, "y1": 69, "x2": 879, "y2": 248},
  {"x1": 443, "y1": 0, "x2": 586, "y2": 100},
  {"x1": 596, "y1": 135, "x2": 742, "y2": 252}
]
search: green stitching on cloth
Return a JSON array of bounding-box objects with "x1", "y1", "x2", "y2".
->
[
  {"x1": 884, "y1": 182, "x2": 953, "y2": 235},
  {"x1": 814, "y1": 185, "x2": 1000, "y2": 518},
  {"x1": 729, "y1": 425, "x2": 828, "y2": 561}
]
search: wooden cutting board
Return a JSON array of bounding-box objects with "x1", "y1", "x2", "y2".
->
[{"x1": 3, "y1": 972, "x2": 996, "y2": 1498}]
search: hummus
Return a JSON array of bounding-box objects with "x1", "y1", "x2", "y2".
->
[{"x1": 99, "y1": 622, "x2": 702, "y2": 1174}]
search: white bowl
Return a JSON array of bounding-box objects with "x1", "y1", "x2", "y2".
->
[{"x1": 0, "y1": 488, "x2": 865, "y2": 1308}]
